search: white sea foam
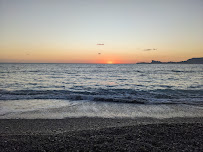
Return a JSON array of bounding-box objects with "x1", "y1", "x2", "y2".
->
[{"x1": 0, "y1": 99, "x2": 203, "y2": 119}]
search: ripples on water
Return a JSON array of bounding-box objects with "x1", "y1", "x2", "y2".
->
[{"x1": 0, "y1": 64, "x2": 202, "y2": 104}]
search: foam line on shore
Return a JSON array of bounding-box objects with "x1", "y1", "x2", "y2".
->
[{"x1": 1, "y1": 99, "x2": 203, "y2": 119}]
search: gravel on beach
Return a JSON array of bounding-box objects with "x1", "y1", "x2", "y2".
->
[{"x1": 0, "y1": 117, "x2": 203, "y2": 152}]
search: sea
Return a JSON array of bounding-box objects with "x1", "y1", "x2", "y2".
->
[{"x1": 0, "y1": 63, "x2": 203, "y2": 119}]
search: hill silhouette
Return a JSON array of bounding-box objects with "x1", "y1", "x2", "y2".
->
[{"x1": 137, "y1": 57, "x2": 203, "y2": 64}]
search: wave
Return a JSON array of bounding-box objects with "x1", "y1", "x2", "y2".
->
[{"x1": 0, "y1": 88, "x2": 202, "y2": 105}]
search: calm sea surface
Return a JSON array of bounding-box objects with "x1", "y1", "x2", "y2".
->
[{"x1": 0, "y1": 63, "x2": 202, "y2": 104}]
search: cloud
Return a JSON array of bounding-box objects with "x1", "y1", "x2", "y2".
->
[
  {"x1": 143, "y1": 48, "x2": 157, "y2": 51},
  {"x1": 97, "y1": 44, "x2": 104, "y2": 45}
]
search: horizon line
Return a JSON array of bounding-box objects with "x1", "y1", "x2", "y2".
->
[
  {"x1": 0, "y1": 57, "x2": 202, "y2": 64},
  {"x1": 0, "y1": 62, "x2": 137, "y2": 64}
]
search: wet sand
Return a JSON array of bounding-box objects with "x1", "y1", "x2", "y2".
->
[{"x1": 0, "y1": 117, "x2": 203, "y2": 151}]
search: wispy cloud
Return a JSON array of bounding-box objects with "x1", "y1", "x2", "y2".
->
[{"x1": 143, "y1": 48, "x2": 157, "y2": 51}]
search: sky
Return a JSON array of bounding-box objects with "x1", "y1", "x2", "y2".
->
[{"x1": 0, "y1": 0, "x2": 203, "y2": 64}]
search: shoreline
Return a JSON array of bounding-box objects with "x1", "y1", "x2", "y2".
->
[
  {"x1": 1, "y1": 99, "x2": 203, "y2": 119},
  {"x1": 1, "y1": 117, "x2": 203, "y2": 151}
]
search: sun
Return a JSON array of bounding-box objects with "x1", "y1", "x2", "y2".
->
[{"x1": 107, "y1": 61, "x2": 113, "y2": 64}]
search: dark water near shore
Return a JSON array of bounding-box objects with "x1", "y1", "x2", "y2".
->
[{"x1": 0, "y1": 63, "x2": 202, "y2": 104}]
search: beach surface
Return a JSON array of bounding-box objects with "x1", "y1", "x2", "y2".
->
[{"x1": 1, "y1": 117, "x2": 203, "y2": 151}]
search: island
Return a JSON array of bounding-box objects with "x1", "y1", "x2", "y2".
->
[{"x1": 137, "y1": 57, "x2": 203, "y2": 64}]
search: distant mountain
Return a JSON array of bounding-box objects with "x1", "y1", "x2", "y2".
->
[{"x1": 137, "y1": 57, "x2": 203, "y2": 64}]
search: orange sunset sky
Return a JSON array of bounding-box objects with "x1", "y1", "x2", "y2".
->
[{"x1": 0, "y1": 0, "x2": 203, "y2": 64}]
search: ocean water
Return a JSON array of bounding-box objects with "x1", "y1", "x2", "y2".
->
[{"x1": 0, "y1": 63, "x2": 203, "y2": 118}]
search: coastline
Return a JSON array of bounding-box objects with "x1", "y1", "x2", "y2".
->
[
  {"x1": 1, "y1": 99, "x2": 203, "y2": 119},
  {"x1": 1, "y1": 117, "x2": 203, "y2": 151}
]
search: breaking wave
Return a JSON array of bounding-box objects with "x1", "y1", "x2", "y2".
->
[{"x1": 0, "y1": 88, "x2": 202, "y2": 105}]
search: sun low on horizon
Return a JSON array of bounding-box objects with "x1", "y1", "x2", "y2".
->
[
  {"x1": 107, "y1": 61, "x2": 113, "y2": 64},
  {"x1": 0, "y1": 0, "x2": 203, "y2": 63}
]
